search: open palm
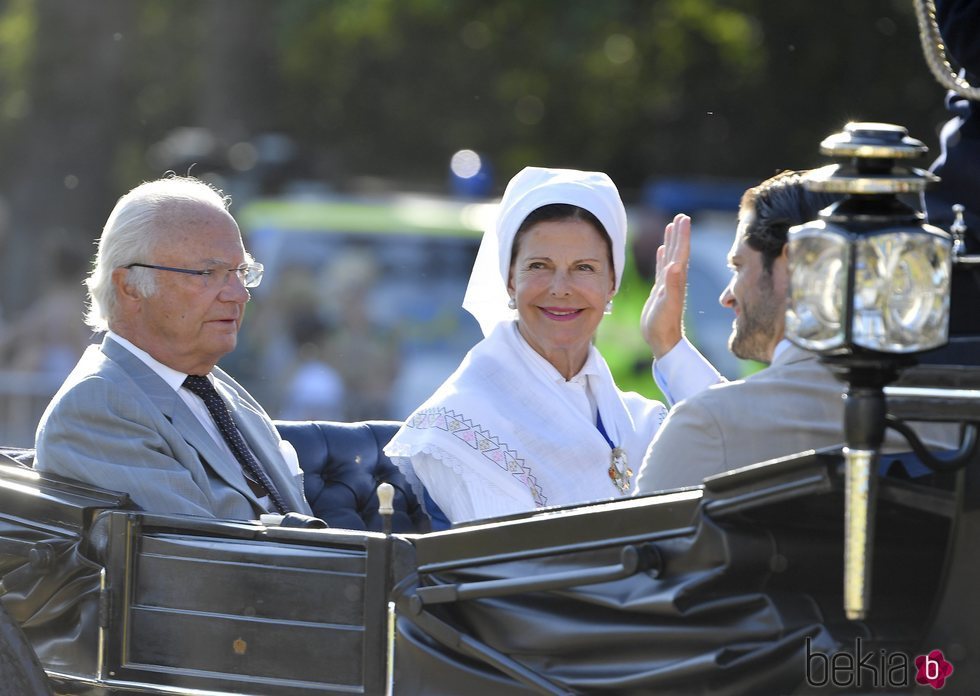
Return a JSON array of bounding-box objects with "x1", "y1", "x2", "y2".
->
[{"x1": 641, "y1": 213, "x2": 691, "y2": 359}]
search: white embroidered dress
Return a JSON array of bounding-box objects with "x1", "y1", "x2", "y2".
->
[{"x1": 385, "y1": 321, "x2": 668, "y2": 523}]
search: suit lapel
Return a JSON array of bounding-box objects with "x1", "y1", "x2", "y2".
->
[
  {"x1": 212, "y1": 377, "x2": 294, "y2": 503},
  {"x1": 101, "y1": 337, "x2": 263, "y2": 506},
  {"x1": 102, "y1": 337, "x2": 182, "y2": 418},
  {"x1": 169, "y1": 404, "x2": 260, "y2": 505}
]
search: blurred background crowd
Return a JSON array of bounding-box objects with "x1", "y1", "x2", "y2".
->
[{"x1": 0, "y1": 0, "x2": 954, "y2": 445}]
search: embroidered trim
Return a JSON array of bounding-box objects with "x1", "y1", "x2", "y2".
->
[{"x1": 405, "y1": 406, "x2": 547, "y2": 506}]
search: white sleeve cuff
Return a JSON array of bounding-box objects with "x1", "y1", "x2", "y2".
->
[{"x1": 653, "y1": 337, "x2": 724, "y2": 406}]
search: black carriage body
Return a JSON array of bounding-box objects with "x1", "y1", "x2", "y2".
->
[
  {"x1": 0, "y1": 377, "x2": 977, "y2": 696},
  {"x1": 0, "y1": 470, "x2": 399, "y2": 695}
]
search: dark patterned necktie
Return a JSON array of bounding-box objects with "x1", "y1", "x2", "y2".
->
[{"x1": 183, "y1": 375, "x2": 289, "y2": 514}]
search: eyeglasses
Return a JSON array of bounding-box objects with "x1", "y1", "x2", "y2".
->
[{"x1": 124, "y1": 262, "x2": 264, "y2": 288}]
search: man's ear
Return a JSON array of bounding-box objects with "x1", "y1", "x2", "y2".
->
[
  {"x1": 773, "y1": 243, "x2": 791, "y2": 274},
  {"x1": 774, "y1": 244, "x2": 792, "y2": 292},
  {"x1": 112, "y1": 267, "x2": 142, "y2": 305}
]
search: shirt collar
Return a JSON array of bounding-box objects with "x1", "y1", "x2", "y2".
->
[
  {"x1": 771, "y1": 338, "x2": 792, "y2": 363},
  {"x1": 107, "y1": 330, "x2": 192, "y2": 393}
]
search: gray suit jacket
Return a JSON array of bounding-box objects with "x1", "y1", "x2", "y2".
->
[
  {"x1": 35, "y1": 336, "x2": 312, "y2": 519},
  {"x1": 636, "y1": 343, "x2": 958, "y2": 493}
]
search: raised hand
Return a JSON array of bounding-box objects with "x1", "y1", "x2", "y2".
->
[{"x1": 641, "y1": 213, "x2": 691, "y2": 359}]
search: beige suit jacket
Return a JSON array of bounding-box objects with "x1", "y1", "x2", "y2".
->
[{"x1": 636, "y1": 343, "x2": 957, "y2": 493}]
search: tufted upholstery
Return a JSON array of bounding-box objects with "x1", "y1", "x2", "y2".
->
[
  {"x1": 3, "y1": 421, "x2": 442, "y2": 532},
  {"x1": 275, "y1": 420, "x2": 444, "y2": 533}
]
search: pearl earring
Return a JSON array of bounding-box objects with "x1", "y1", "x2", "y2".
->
[
  {"x1": 604, "y1": 300, "x2": 613, "y2": 314},
  {"x1": 507, "y1": 297, "x2": 517, "y2": 310}
]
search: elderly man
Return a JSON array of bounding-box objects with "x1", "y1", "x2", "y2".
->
[
  {"x1": 35, "y1": 176, "x2": 312, "y2": 519},
  {"x1": 636, "y1": 170, "x2": 957, "y2": 492}
]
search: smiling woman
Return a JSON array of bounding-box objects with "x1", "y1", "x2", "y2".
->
[
  {"x1": 384, "y1": 167, "x2": 720, "y2": 523},
  {"x1": 508, "y1": 210, "x2": 616, "y2": 380}
]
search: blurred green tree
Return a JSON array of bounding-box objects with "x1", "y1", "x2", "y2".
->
[{"x1": 0, "y1": 0, "x2": 948, "y2": 318}]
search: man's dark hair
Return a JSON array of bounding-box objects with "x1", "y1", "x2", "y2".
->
[{"x1": 741, "y1": 170, "x2": 841, "y2": 273}]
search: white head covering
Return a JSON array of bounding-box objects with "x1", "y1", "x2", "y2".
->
[{"x1": 462, "y1": 167, "x2": 629, "y2": 336}]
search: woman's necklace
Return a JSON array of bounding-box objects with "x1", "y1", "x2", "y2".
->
[{"x1": 597, "y1": 411, "x2": 632, "y2": 494}]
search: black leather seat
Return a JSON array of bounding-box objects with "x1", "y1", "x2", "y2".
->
[
  {"x1": 3, "y1": 420, "x2": 442, "y2": 533},
  {"x1": 275, "y1": 420, "x2": 441, "y2": 533}
]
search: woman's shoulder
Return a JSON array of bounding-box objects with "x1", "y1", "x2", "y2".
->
[
  {"x1": 618, "y1": 389, "x2": 668, "y2": 428},
  {"x1": 618, "y1": 387, "x2": 666, "y2": 410},
  {"x1": 418, "y1": 336, "x2": 519, "y2": 403}
]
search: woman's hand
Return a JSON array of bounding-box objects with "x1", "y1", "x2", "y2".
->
[{"x1": 641, "y1": 213, "x2": 691, "y2": 359}]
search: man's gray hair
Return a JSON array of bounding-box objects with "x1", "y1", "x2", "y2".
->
[{"x1": 85, "y1": 176, "x2": 231, "y2": 331}]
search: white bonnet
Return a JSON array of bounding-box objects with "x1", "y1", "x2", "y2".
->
[{"x1": 462, "y1": 167, "x2": 628, "y2": 336}]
